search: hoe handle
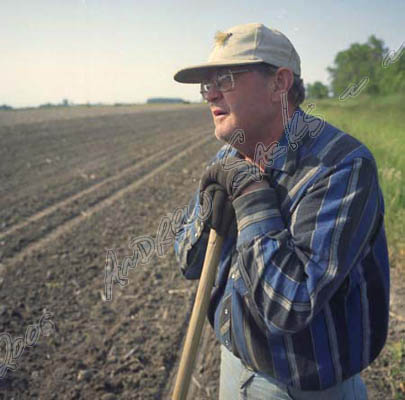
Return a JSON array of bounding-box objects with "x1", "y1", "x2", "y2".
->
[{"x1": 172, "y1": 229, "x2": 224, "y2": 400}]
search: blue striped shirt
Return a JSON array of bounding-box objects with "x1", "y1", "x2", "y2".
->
[{"x1": 174, "y1": 107, "x2": 390, "y2": 390}]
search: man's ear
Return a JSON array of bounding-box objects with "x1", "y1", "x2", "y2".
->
[{"x1": 269, "y1": 68, "x2": 294, "y2": 102}]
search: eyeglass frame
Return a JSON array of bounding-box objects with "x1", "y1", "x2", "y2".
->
[{"x1": 199, "y1": 68, "x2": 250, "y2": 99}]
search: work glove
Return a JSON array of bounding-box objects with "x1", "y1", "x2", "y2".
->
[{"x1": 199, "y1": 156, "x2": 263, "y2": 237}]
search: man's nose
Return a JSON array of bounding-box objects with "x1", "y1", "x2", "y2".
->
[{"x1": 205, "y1": 85, "x2": 223, "y2": 102}]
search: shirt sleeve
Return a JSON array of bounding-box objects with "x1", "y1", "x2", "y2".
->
[
  {"x1": 174, "y1": 143, "x2": 236, "y2": 279},
  {"x1": 174, "y1": 189, "x2": 210, "y2": 279},
  {"x1": 232, "y1": 156, "x2": 384, "y2": 335}
]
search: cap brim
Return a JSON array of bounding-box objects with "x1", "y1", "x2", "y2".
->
[{"x1": 173, "y1": 59, "x2": 266, "y2": 83}]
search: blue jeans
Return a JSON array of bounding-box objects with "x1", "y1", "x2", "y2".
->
[{"x1": 219, "y1": 345, "x2": 368, "y2": 400}]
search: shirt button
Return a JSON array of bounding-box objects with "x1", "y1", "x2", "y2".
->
[
  {"x1": 225, "y1": 340, "x2": 229, "y2": 347},
  {"x1": 224, "y1": 308, "x2": 228, "y2": 315},
  {"x1": 231, "y1": 273, "x2": 236, "y2": 280}
]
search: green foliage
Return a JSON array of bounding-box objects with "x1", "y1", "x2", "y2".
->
[
  {"x1": 380, "y1": 46, "x2": 405, "y2": 95},
  {"x1": 306, "y1": 81, "x2": 329, "y2": 99},
  {"x1": 327, "y1": 35, "x2": 404, "y2": 98}
]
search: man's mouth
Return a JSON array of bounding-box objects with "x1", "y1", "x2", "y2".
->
[{"x1": 213, "y1": 109, "x2": 228, "y2": 117}]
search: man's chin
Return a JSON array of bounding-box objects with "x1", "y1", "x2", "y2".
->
[
  {"x1": 214, "y1": 127, "x2": 234, "y2": 143},
  {"x1": 214, "y1": 126, "x2": 250, "y2": 157}
]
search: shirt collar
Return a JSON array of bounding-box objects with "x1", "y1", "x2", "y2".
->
[
  {"x1": 263, "y1": 106, "x2": 307, "y2": 175},
  {"x1": 232, "y1": 107, "x2": 319, "y2": 176}
]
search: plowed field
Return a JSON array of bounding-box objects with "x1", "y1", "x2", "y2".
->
[
  {"x1": 0, "y1": 105, "x2": 222, "y2": 399},
  {"x1": 0, "y1": 105, "x2": 403, "y2": 399}
]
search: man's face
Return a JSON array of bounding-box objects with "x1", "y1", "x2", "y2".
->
[{"x1": 203, "y1": 67, "x2": 276, "y2": 153}]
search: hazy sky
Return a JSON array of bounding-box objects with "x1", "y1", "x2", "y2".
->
[{"x1": 1, "y1": 0, "x2": 404, "y2": 108}]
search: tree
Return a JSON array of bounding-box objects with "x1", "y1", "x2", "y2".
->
[
  {"x1": 327, "y1": 35, "x2": 389, "y2": 97},
  {"x1": 379, "y1": 42, "x2": 405, "y2": 95},
  {"x1": 306, "y1": 81, "x2": 329, "y2": 99}
]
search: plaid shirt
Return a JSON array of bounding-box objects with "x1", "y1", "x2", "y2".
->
[{"x1": 174, "y1": 108, "x2": 390, "y2": 390}]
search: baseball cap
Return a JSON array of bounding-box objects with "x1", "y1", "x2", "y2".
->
[{"x1": 174, "y1": 22, "x2": 301, "y2": 83}]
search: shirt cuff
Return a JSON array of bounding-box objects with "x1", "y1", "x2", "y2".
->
[{"x1": 232, "y1": 188, "x2": 285, "y2": 247}]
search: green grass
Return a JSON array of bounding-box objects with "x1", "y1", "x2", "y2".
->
[
  {"x1": 305, "y1": 94, "x2": 405, "y2": 269},
  {"x1": 389, "y1": 339, "x2": 405, "y2": 399}
]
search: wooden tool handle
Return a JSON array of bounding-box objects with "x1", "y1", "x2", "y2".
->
[{"x1": 172, "y1": 229, "x2": 224, "y2": 400}]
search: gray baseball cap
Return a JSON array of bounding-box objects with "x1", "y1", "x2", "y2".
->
[{"x1": 174, "y1": 23, "x2": 301, "y2": 83}]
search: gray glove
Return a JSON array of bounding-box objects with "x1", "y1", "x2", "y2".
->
[{"x1": 199, "y1": 156, "x2": 263, "y2": 237}]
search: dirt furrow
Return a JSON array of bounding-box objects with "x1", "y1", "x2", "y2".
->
[
  {"x1": 0, "y1": 106, "x2": 212, "y2": 229},
  {"x1": 0, "y1": 104, "x2": 205, "y2": 128},
  {"x1": 1, "y1": 135, "x2": 213, "y2": 273},
  {"x1": 0, "y1": 124, "x2": 222, "y2": 399},
  {"x1": 0, "y1": 131, "x2": 210, "y2": 263}
]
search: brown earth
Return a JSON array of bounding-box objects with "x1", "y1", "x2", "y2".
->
[{"x1": 0, "y1": 105, "x2": 403, "y2": 399}]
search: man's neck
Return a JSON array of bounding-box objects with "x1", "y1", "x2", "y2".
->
[{"x1": 242, "y1": 102, "x2": 297, "y2": 169}]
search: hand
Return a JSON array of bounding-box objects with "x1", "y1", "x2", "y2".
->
[
  {"x1": 199, "y1": 183, "x2": 236, "y2": 237},
  {"x1": 199, "y1": 156, "x2": 266, "y2": 236}
]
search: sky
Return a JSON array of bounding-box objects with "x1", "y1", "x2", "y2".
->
[{"x1": 1, "y1": 0, "x2": 404, "y2": 108}]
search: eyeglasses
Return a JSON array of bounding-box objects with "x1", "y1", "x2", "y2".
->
[{"x1": 200, "y1": 69, "x2": 250, "y2": 100}]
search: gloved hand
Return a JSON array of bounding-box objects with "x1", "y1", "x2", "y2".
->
[{"x1": 199, "y1": 156, "x2": 264, "y2": 237}]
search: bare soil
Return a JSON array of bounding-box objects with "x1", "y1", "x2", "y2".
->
[{"x1": 0, "y1": 105, "x2": 403, "y2": 399}]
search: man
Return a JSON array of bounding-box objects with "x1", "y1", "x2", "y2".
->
[{"x1": 173, "y1": 23, "x2": 389, "y2": 399}]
